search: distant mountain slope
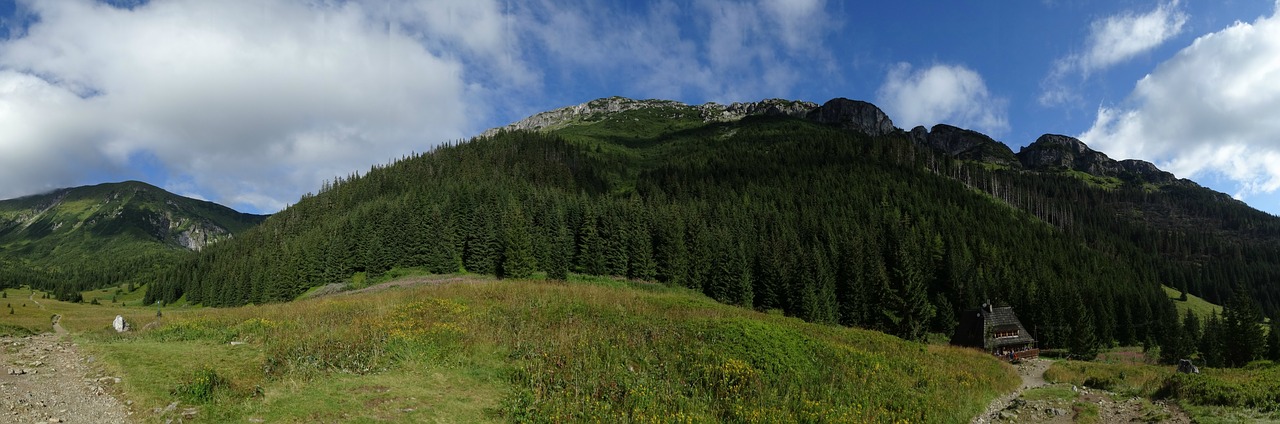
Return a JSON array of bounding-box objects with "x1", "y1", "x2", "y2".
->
[{"x1": 0, "y1": 181, "x2": 267, "y2": 295}]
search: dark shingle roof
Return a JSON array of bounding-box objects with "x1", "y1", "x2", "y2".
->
[{"x1": 983, "y1": 307, "x2": 1035, "y2": 349}]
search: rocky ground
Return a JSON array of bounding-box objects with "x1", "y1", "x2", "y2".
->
[
  {"x1": 972, "y1": 358, "x2": 1189, "y2": 423},
  {"x1": 1, "y1": 297, "x2": 132, "y2": 424}
]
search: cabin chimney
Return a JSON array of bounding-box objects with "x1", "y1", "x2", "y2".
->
[{"x1": 982, "y1": 301, "x2": 993, "y2": 313}]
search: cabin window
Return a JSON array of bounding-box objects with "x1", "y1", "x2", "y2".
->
[{"x1": 992, "y1": 330, "x2": 1018, "y2": 339}]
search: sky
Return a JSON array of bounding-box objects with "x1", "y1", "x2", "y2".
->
[{"x1": 1, "y1": 0, "x2": 1279, "y2": 215}]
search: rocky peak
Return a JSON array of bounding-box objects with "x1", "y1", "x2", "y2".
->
[
  {"x1": 1017, "y1": 134, "x2": 1123, "y2": 176},
  {"x1": 804, "y1": 98, "x2": 896, "y2": 136},
  {"x1": 482, "y1": 96, "x2": 905, "y2": 139},
  {"x1": 1120, "y1": 159, "x2": 1177, "y2": 185},
  {"x1": 910, "y1": 124, "x2": 1019, "y2": 167}
]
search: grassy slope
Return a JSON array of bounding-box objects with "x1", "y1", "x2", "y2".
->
[
  {"x1": 1162, "y1": 285, "x2": 1223, "y2": 319},
  {"x1": 5, "y1": 275, "x2": 1017, "y2": 423},
  {"x1": 1045, "y1": 354, "x2": 1280, "y2": 422}
]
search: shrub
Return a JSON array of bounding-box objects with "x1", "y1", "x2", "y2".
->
[{"x1": 172, "y1": 367, "x2": 229, "y2": 404}]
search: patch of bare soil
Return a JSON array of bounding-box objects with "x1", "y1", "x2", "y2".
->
[
  {"x1": 0, "y1": 332, "x2": 132, "y2": 423},
  {"x1": 307, "y1": 274, "x2": 494, "y2": 300},
  {"x1": 972, "y1": 358, "x2": 1190, "y2": 423}
]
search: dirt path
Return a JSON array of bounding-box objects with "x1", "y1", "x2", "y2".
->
[
  {"x1": 972, "y1": 358, "x2": 1190, "y2": 423},
  {"x1": 1, "y1": 329, "x2": 132, "y2": 423},
  {"x1": 972, "y1": 359, "x2": 1051, "y2": 424}
]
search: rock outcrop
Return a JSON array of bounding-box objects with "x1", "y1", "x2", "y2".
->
[
  {"x1": 804, "y1": 98, "x2": 896, "y2": 136},
  {"x1": 910, "y1": 124, "x2": 1019, "y2": 167},
  {"x1": 698, "y1": 98, "x2": 817, "y2": 122},
  {"x1": 1017, "y1": 134, "x2": 1123, "y2": 176},
  {"x1": 482, "y1": 96, "x2": 895, "y2": 138}
]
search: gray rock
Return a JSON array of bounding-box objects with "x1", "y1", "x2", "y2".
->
[
  {"x1": 912, "y1": 124, "x2": 1019, "y2": 167},
  {"x1": 1017, "y1": 134, "x2": 1123, "y2": 176},
  {"x1": 805, "y1": 98, "x2": 896, "y2": 136}
]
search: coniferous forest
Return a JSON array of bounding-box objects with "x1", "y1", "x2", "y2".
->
[{"x1": 143, "y1": 110, "x2": 1204, "y2": 353}]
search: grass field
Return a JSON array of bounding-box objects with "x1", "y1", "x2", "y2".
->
[{"x1": 4, "y1": 274, "x2": 1018, "y2": 423}]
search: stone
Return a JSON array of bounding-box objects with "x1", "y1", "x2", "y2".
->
[{"x1": 112, "y1": 315, "x2": 130, "y2": 332}]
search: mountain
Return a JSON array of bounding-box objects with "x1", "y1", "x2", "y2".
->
[
  {"x1": 0, "y1": 181, "x2": 267, "y2": 295},
  {"x1": 138, "y1": 95, "x2": 1280, "y2": 355}
]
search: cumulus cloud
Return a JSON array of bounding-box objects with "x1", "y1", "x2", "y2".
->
[
  {"x1": 0, "y1": 0, "x2": 517, "y2": 213},
  {"x1": 1041, "y1": 0, "x2": 1187, "y2": 106},
  {"x1": 875, "y1": 63, "x2": 1009, "y2": 135},
  {"x1": 1079, "y1": 3, "x2": 1280, "y2": 200},
  {"x1": 521, "y1": 0, "x2": 834, "y2": 103}
]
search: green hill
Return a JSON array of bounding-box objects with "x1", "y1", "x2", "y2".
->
[
  {"x1": 0, "y1": 181, "x2": 266, "y2": 297},
  {"x1": 20, "y1": 275, "x2": 1018, "y2": 423}
]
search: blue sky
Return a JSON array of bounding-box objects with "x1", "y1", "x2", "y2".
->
[{"x1": 1, "y1": 0, "x2": 1279, "y2": 215}]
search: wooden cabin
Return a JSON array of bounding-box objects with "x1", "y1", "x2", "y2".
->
[{"x1": 950, "y1": 302, "x2": 1039, "y2": 360}]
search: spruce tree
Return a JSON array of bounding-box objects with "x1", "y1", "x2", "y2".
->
[
  {"x1": 889, "y1": 232, "x2": 935, "y2": 341},
  {"x1": 499, "y1": 203, "x2": 535, "y2": 279},
  {"x1": 1200, "y1": 311, "x2": 1225, "y2": 368},
  {"x1": 546, "y1": 219, "x2": 571, "y2": 281},
  {"x1": 1068, "y1": 295, "x2": 1099, "y2": 360},
  {"x1": 1223, "y1": 288, "x2": 1266, "y2": 367},
  {"x1": 575, "y1": 212, "x2": 605, "y2": 276},
  {"x1": 1266, "y1": 317, "x2": 1280, "y2": 362}
]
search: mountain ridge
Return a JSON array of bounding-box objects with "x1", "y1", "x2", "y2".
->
[{"x1": 491, "y1": 96, "x2": 1238, "y2": 204}]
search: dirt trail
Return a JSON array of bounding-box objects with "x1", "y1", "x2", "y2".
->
[
  {"x1": 971, "y1": 358, "x2": 1190, "y2": 423},
  {"x1": 1, "y1": 323, "x2": 131, "y2": 423},
  {"x1": 972, "y1": 359, "x2": 1051, "y2": 424}
]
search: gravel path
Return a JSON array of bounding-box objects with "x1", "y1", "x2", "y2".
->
[
  {"x1": 972, "y1": 359, "x2": 1051, "y2": 424},
  {"x1": 1, "y1": 328, "x2": 132, "y2": 423},
  {"x1": 971, "y1": 358, "x2": 1190, "y2": 423}
]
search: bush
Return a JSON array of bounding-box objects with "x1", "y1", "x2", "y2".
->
[{"x1": 172, "y1": 367, "x2": 229, "y2": 404}]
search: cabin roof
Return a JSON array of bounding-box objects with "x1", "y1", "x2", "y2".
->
[{"x1": 950, "y1": 304, "x2": 1037, "y2": 350}]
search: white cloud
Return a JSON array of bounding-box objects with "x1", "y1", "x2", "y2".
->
[
  {"x1": 1079, "y1": 3, "x2": 1280, "y2": 201},
  {"x1": 875, "y1": 63, "x2": 1009, "y2": 135},
  {"x1": 1041, "y1": 0, "x2": 1187, "y2": 106},
  {"x1": 0, "y1": 0, "x2": 518, "y2": 213},
  {"x1": 521, "y1": 0, "x2": 833, "y2": 103}
]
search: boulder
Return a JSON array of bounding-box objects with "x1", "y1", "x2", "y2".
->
[
  {"x1": 112, "y1": 315, "x2": 130, "y2": 332},
  {"x1": 1177, "y1": 359, "x2": 1200, "y2": 374}
]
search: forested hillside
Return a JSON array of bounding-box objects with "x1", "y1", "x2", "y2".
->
[{"x1": 145, "y1": 102, "x2": 1200, "y2": 352}]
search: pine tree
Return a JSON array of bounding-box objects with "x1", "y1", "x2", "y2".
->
[
  {"x1": 1068, "y1": 295, "x2": 1099, "y2": 360},
  {"x1": 575, "y1": 211, "x2": 605, "y2": 276},
  {"x1": 1222, "y1": 287, "x2": 1266, "y2": 367},
  {"x1": 652, "y1": 213, "x2": 688, "y2": 287},
  {"x1": 889, "y1": 231, "x2": 936, "y2": 341},
  {"x1": 499, "y1": 203, "x2": 535, "y2": 279},
  {"x1": 1200, "y1": 311, "x2": 1225, "y2": 368},
  {"x1": 546, "y1": 218, "x2": 571, "y2": 281},
  {"x1": 1265, "y1": 317, "x2": 1280, "y2": 362},
  {"x1": 625, "y1": 207, "x2": 657, "y2": 281}
]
